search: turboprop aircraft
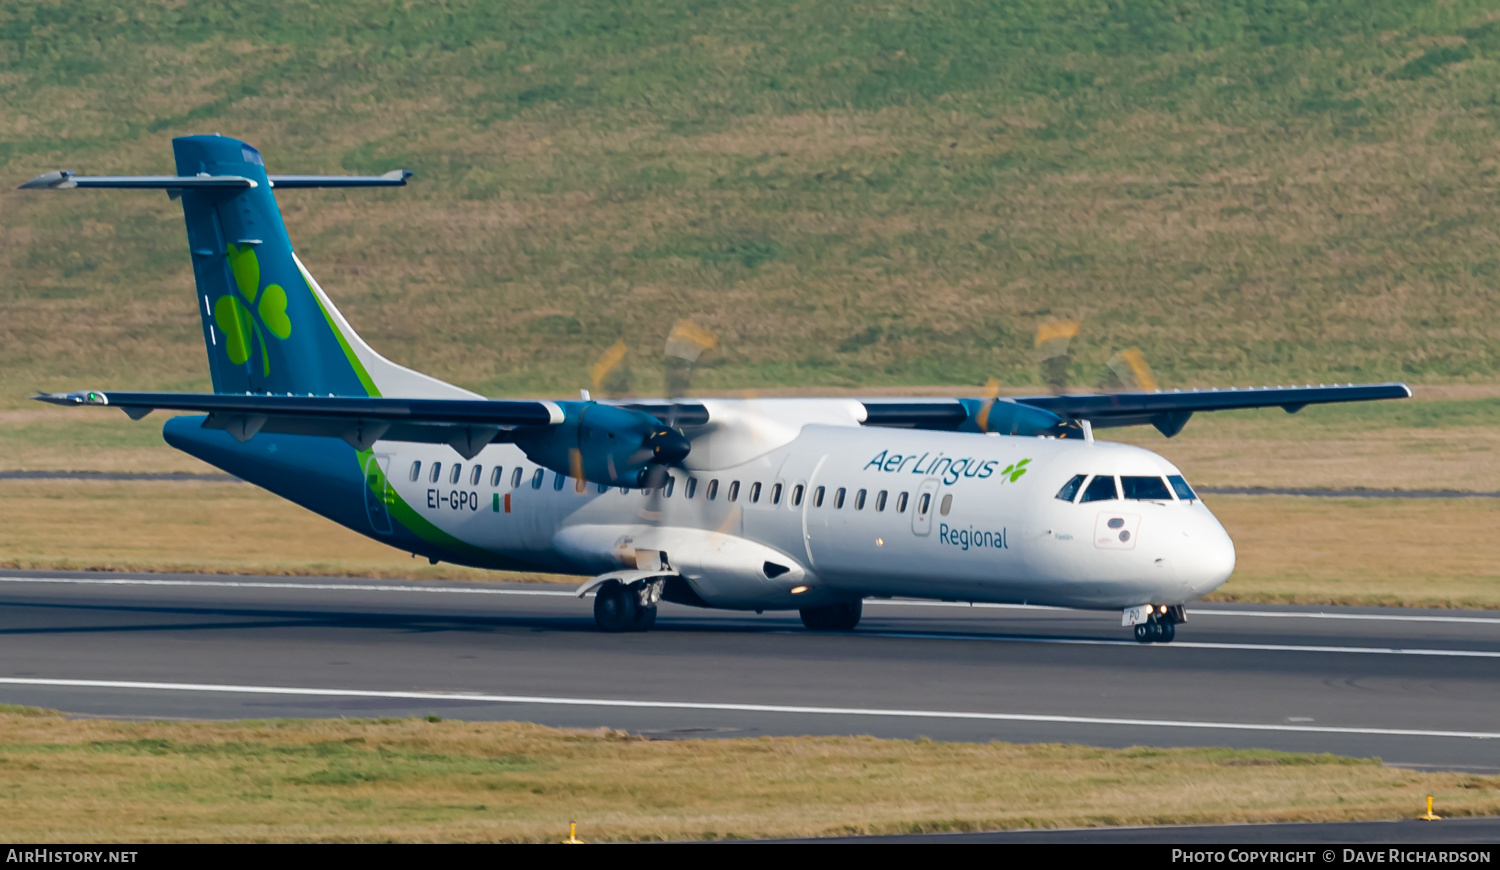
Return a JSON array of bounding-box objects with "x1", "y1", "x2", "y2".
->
[{"x1": 22, "y1": 135, "x2": 1411, "y2": 642}]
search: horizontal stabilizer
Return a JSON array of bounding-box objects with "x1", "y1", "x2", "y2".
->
[
  {"x1": 19, "y1": 171, "x2": 255, "y2": 190},
  {"x1": 19, "y1": 169, "x2": 410, "y2": 191}
]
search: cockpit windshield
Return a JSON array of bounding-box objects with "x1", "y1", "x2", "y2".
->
[
  {"x1": 241, "y1": 145, "x2": 264, "y2": 166},
  {"x1": 1168, "y1": 474, "x2": 1197, "y2": 501},
  {"x1": 1121, "y1": 476, "x2": 1172, "y2": 501},
  {"x1": 1079, "y1": 475, "x2": 1118, "y2": 502}
]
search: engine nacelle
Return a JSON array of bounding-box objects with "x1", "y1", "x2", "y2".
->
[{"x1": 513, "y1": 402, "x2": 689, "y2": 488}]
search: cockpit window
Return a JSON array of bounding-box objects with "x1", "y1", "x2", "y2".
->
[
  {"x1": 1168, "y1": 475, "x2": 1197, "y2": 501},
  {"x1": 1079, "y1": 475, "x2": 1118, "y2": 503},
  {"x1": 1055, "y1": 474, "x2": 1086, "y2": 502},
  {"x1": 241, "y1": 145, "x2": 264, "y2": 166},
  {"x1": 1121, "y1": 475, "x2": 1173, "y2": 501}
]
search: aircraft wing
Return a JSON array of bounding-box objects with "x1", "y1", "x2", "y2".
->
[
  {"x1": 35, "y1": 390, "x2": 564, "y2": 456},
  {"x1": 859, "y1": 382, "x2": 1413, "y2": 437}
]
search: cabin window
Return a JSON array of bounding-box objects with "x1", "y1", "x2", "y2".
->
[
  {"x1": 511, "y1": 467, "x2": 523, "y2": 488},
  {"x1": 490, "y1": 466, "x2": 504, "y2": 487},
  {"x1": 896, "y1": 492, "x2": 909, "y2": 513},
  {"x1": 771, "y1": 482, "x2": 783, "y2": 505},
  {"x1": 855, "y1": 489, "x2": 867, "y2": 510},
  {"x1": 664, "y1": 477, "x2": 675, "y2": 498},
  {"x1": 641, "y1": 486, "x2": 652, "y2": 497},
  {"x1": 409, "y1": 461, "x2": 421, "y2": 482},
  {"x1": 707, "y1": 479, "x2": 719, "y2": 501},
  {"x1": 917, "y1": 492, "x2": 931, "y2": 515},
  {"x1": 749, "y1": 482, "x2": 762, "y2": 503},
  {"x1": 875, "y1": 490, "x2": 888, "y2": 512},
  {"x1": 939, "y1": 493, "x2": 953, "y2": 516},
  {"x1": 791, "y1": 484, "x2": 805, "y2": 507},
  {"x1": 813, "y1": 486, "x2": 826, "y2": 508},
  {"x1": 470, "y1": 465, "x2": 483, "y2": 486},
  {"x1": 1122, "y1": 476, "x2": 1173, "y2": 502},
  {"x1": 1056, "y1": 474, "x2": 1086, "y2": 502},
  {"x1": 530, "y1": 468, "x2": 544, "y2": 490},
  {"x1": 553, "y1": 472, "x2": 566, "y2": 491},
  {"x1": 429, "y1": 462, "x2": 442, "y2": 484},
  {"x1": 834, "y1": 487, "x2": 846, "y2": 509},
  {"x1": 598, "y1": 483, "x2": 609, "y2": 494},
  {"x1": 686, "y1": 477, "x2": 698, "y2": 499},
  {"x1": 1168, "y1": 475, "x2": 1197, "y2": 501},
  {"x1": 449, "y1": 464, "x2": 462, "y2": 485},
  {"x1": 1079, "y1": 475, "x2": 1118, "y2": 503},
  {"x1": 727, "y1": 481, "x2": 740, "y2": 502},
  {"x1": 620, "y1": 486, "x2": 630, "y2": 495}
]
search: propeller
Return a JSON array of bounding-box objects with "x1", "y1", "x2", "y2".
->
[
  {"x1": 1035, "y1": 319, "x2": 1081, "y2": 395},
  {"x1": 973, "y1": 320, "x2": 1164, "y2": 438},
  {"x1": 640, "y1": 320, "x2": 717, "y2": 521}
]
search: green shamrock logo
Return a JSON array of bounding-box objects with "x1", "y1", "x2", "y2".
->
[
  {"x1": 998, "y1": 458, "x2": 1030, "y2": 482},
  {"x1": 214, "y1": 243, "x2": 293, "y2": 376}
]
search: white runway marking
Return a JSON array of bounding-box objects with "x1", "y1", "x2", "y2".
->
[
  {"x1": 0, "y1": 676, "x2": 1495, "y2": 741},
  {"x1": 823, "y1": 630, "x2": 1500, "y2": 659},
  {"x1": 6, "y1": 576, "x2": 1499, "y2": 625},
  {"x1": 0, "y1": 576, "x2": 575, "y2": 597},
  {"x1": 865, "y1": 599, "x2": 1500, "y2": 625}
]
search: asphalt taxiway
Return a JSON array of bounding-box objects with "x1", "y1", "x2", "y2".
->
[{"x1": 0, "y1": 571, "x2": 1498, "y2": 773}]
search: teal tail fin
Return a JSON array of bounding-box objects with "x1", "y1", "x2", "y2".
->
[{"x1": 171, "y1": 134, "x2": 473, "y2": 399}]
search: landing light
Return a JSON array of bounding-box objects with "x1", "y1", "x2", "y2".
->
[
  {"x1": 876, "y1": 537, "x2": 884, "y2": 547},
  {"x1": 790, "y1": 585, "x2": 810, "y2": 595}
]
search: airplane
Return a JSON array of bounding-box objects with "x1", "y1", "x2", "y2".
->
[{"x1": 21, "y1": 135, "x2": 1411, "y2": 643}]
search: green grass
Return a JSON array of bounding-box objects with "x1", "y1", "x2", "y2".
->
[{"x1": 6, "y1": 1, "x2": 1500, "y2": 405}]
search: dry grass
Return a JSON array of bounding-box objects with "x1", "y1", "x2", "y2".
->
[
  {"x1": 0, "y1": 710, "x2": 1494, "y2": 842},
  {"x1": 1, "y1": 480, "x2": 1497, "y2": 609},
  {"x1": 1208, "y1": 495, "x2": 1500, "y2": 609},
  {"x1": 0, "y1": 479, "x2": 551, "y2": 582}
]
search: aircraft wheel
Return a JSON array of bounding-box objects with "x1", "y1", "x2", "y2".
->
[
  {"x1": 800, "y1": 600, "x2": 862, "y2": 631},
  {"x1": 593, "y1": 581, "x2": 638, "y2": 632},
  {"x1": 1159, "y1": 621, "x2": 1176, "y2": 643},
  {"x1": 1133, "y1": 623, "x2": 1152, "y2": 643},
  {"x1": 630, "y1": 604, "x2": 658, "y2": 632}
]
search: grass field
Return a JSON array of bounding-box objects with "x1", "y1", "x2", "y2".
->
[
  {"x1": 0, "y1": 708, "x2": 1493, "y2": 842},
  {"x1": 2, "y1": 479, "x2": 1495, "y2": 609},
  {"x1": 6, "y1": 2, "x2": 1500, "y2": 402}
]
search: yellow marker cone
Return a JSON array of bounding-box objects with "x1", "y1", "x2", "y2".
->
[
  {"x1": 563, "y1": 820, "x2": 587, "y2": 843},
  {"x1": 1419, "y1": 795, "x2": 1442, "y2": 821}
]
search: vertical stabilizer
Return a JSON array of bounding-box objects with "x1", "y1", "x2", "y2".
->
[{"x1": 171, "y1": 134, "x2": 476, "y2": 398}]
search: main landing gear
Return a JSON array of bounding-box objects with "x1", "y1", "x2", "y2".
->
[
  {"x1": 1131, "y1": 604, "x2": 1186, "y2": 644},
  {"x1": 593, "y1": 578, "x2": 663, "y2": 632},
  {"x1": 799, "y1": 599, "x2": 862, "y2": 631}
]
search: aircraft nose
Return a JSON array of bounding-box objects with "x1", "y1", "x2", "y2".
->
[{"x1": 1178, "y1": 508, "x2": 1236, "y2": 597}]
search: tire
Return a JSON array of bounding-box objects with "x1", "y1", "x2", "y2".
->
[
  {"x1": 800, "y1": 600, "x2": 862, "y2": 631},
  {"x1": 1133, "y1": 623, "x2": 1151, "y2": 643},
  {"x1": 593, "y1": 581, "x2": 638, "y2": 632},
  {"x1": 1159, "y1": 621, "x2": 1176, "y2": 643},
  {"x1": 630, "y1": 604, "x2": 658, "y2": 632}
]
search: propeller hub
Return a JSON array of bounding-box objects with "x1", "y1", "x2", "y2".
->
[{"x1": 647, "y1": 428, "x2": 691, "y2": 465}]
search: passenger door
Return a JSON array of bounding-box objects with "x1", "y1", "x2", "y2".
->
[{"x1": 363, "y1": 454, "x2": 394, "y2": 535}]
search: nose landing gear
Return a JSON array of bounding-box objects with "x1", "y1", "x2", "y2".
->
[
  {"x1": 1132, "y1": 619, "x2": 1175, "y2": 643},
  {"x1": 1127, "y1": 604, "x2": 1185, "y2": 644}
]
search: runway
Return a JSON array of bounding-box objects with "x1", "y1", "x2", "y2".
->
[{"x1": 1, "y1": 571, "x2": 1498, "y2": 772}]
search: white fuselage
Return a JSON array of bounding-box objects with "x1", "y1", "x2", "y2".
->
[{"x1": 365, "y1": 406, "x2": 1236, "y2": 613}]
